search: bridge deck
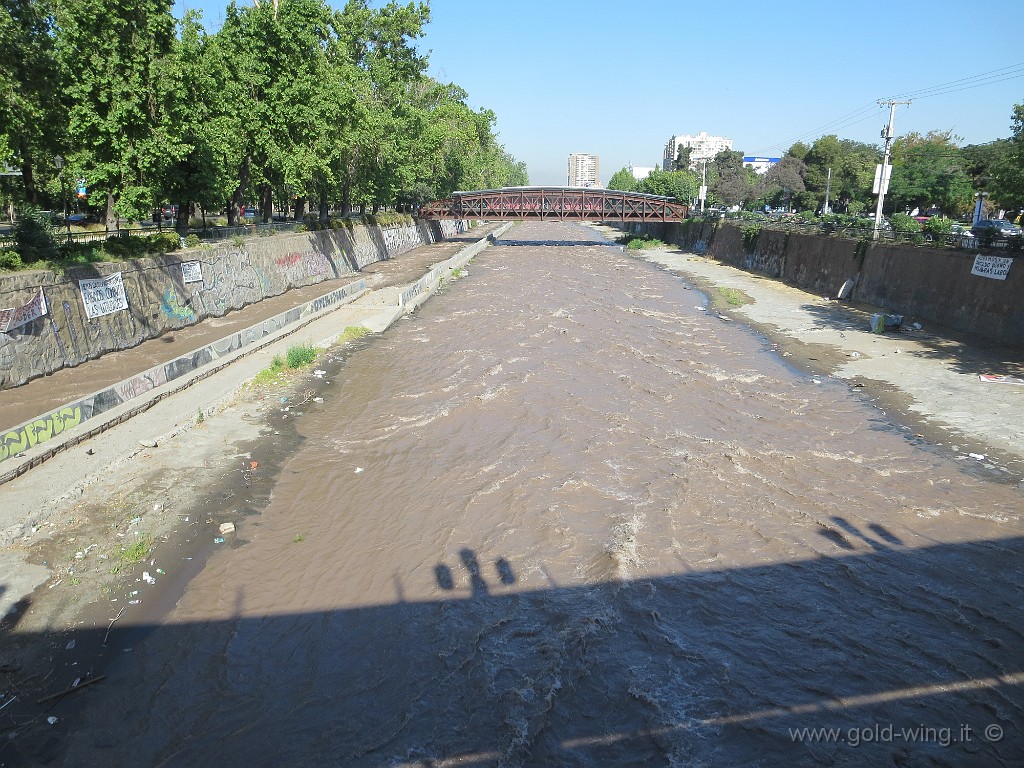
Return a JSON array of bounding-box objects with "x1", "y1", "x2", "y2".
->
[{"x1": 419, "y1": 187, "x2": 687, "y2": 222}]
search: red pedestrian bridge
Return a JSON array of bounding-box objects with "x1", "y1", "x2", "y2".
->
[{"x1": 418, "y1": 187, "x2": 688, "y2": 222}]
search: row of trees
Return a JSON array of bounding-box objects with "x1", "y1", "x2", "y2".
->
[
  {"x1": 608, "y1": 104, "x2": 1024, "y2": 219},
  {"x1": 0, "y1": 0, "x2": 528, "y2": 232}
]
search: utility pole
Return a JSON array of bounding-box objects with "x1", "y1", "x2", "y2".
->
[
  {"x1": 872, "y1": 99, "x2": 911, "y2": 240},
  {"x1": 699, "y1": 160, "x2": 707, "y2": 214},
  {"x1": 824, "y1": 167, "x2": 831, "y2": 215}
]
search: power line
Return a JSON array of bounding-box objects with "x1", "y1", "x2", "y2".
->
[{"x1": 751, "y1": 62, "x2": 1024, "y2": 157}]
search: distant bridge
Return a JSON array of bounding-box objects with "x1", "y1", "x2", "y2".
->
[{"x1": 418, "y1": 187, "x2": 688, "y2": 222}]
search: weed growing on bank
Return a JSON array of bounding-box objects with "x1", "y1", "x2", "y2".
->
[
  {"x1": 625, "y1": 236, "x2": 666, "y2": 250},
  {"x1": 250, "y1": 342, "x2": 321, "y2": 388},
  {"x1": 337, "y1": 326, "x2": 369, "y2": 344}
]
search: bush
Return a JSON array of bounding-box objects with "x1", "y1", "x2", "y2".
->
[
  {"x1": 890, "y1": 212, "x2": 922, "y2": 233},
  {"x1": 741, "y1": 224, "x2": 761, "y2": 253},
  {"x1": 13, "y1": 206, "x2": 60, "y2": 263},
  {"x1": 184, "y1": 234, "x2": 201, "y2": 248},
  {"x1": 0, "y1": 250, "x2": 24, "y2": 271},
  {"x1": 285, "y1": 343, "x2": 317, "y2": 369},
  {"x1": 923, "y1": 216, "x2": 953, "y2": 239}
]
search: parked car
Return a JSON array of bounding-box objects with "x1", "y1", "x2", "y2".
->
[
  {"x1": 66, "y1": 212, "x2": 99, "y2": 225},
  {"x1": 971, "y1": 219, "x2": 1022, "y2": 240}
]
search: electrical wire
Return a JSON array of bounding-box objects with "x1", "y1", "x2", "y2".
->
[{"x1": 751, "y1": 63, "x2": 1024, "y2": 156}]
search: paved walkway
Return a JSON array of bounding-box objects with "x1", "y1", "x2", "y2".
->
[{"x1": 0, "y1": 225, "x2": 503, "y2": 433}]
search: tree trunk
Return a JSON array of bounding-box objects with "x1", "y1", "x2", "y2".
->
[
  {"x1": 104, "y1": 192, "x2": 118, "y2": 233},
  {"x1": 341, "y1": 175, "x2": 351, "y2": 216},
  {"x1": 318, "y1": 188, "x2": 329, "y2": 222},
  {"x1": 176, "y1": 200, "x2": 191, "y2": 236},
  {"x1": 18, "y1": 141, "x2": 37, "y2": 205},
  {"x1": 229, "y1": 156, "x2": 250, "y2": 226},
  {"x1": 293, "y1": 197, "x2": 305, "y2": 222},
  {"x1": 259, "y1": 184, "x2": 273, "y2": 223}
]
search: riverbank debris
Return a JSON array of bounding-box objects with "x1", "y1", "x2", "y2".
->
[
  {"x1": 218, "y1": 522, "x2": 236, "y2": 535},
  {"x1": 36, "y1": 675, "x2": 106, "y2": 705},
  {"x1": 979, "y1": 374, "x2": 1024, "y2": 385}
]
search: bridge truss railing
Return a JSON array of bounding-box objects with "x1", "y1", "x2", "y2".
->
[{"x1": 419, "y1": 187, "x2": 687, "y2": 222}]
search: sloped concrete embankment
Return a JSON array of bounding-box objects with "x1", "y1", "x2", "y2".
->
[
  {"x1": 630, "y1": 220, "x2": 1024, "y2": 348},
  {"x1": 0, "y1": 220, "x2": 485, "y2": 475}
]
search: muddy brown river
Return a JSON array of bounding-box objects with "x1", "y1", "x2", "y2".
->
[{"x1": 14, "y1": 221, "x2": 1024, "y2": 766}]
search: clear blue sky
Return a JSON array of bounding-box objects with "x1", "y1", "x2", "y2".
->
[{"x1": 175, "y1": 0, "x2": 1023, "y2": 186}]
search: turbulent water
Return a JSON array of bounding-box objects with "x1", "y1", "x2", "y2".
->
[{"x1": 45, "y1": 222, "x2": 1024, "y2": 766}]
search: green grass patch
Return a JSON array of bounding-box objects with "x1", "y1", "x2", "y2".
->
[
  {"x1": 117, "y1": 534, "x2": 154, "y2": 566},
  {"x1": 625, "y1": 236, "x2": 666, "y2": 250},
  {"x1": 285, "y1": 343, "x2": 317, "y2": 368},
  {"x1": 250, "y1": 344, "x2": 319, "y2": 388},
  {"x1": 337, "y1": 326, "x2": 369, "y2": 344},
  {"x1": 714, "y1": 287, "x2": 751, "y2": 308}
]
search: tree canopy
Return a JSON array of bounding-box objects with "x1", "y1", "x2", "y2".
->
[{"x1": 0, "y1": 0, "x2": 528, "y2": 229}]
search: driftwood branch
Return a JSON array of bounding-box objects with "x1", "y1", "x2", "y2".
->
[{"x1": 36, "y1": 675, "x2": 106, "y2": 705}]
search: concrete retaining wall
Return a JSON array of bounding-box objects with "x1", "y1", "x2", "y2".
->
[
  {"x1": 633, "y1": 220, "x2": 1023, "y2": 348},
  {"x1": 0, "y1": 219, "x2": 470, "y2": 389}
]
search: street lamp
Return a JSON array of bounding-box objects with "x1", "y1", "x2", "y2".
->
[{"x1": 53, "y1": 155, "x2": 71, "y2": 241}]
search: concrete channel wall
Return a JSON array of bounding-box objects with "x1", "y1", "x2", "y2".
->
[
  {"x1": 632, "y1": 220, "x2": 1024, "y2": 348},
  {"x1": 0, "y1": 219, "x2": 470, "y2": 390}
]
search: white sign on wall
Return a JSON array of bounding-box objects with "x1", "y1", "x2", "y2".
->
[
  {"x1": 0, "y1": 287, "x2": 48, "y2": 333},
  {"x1": 181, "y1": 261, "x2": 203, "y2": 284},
  {"x1": 970, "y1": 254, "x2": 1013, "y2": 281},
  {"x1": 79, "y1": 272, "x2": 129, "y2": 319}
]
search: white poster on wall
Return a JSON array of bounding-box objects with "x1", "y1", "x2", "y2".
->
[
  {"x1": 970, "y1": 254, "x2": 1013, "y2": 280},
  {"x1": 181, "y1": 261, "x2": 203, "y2": 284},
  {"x1": 79, "y1": 272, "x2": 129, "y2": 319},
  {"x1": 0, "y1": 287, "x2": 48, "y2": 333}
]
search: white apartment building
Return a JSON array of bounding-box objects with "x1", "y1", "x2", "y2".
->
[
  {"x1": 662, "y1": 132, "x2": 733, "y2": 170},
  {"x1": 629, "y1": 164, "x2": 655, "y2": 181},
  {"x1": 567, "y1": 153, "x2": 600, "y2": 188}
]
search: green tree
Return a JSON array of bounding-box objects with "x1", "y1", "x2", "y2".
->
[
  {"x1": 889, "y1": 131, "x2": 973, "y2": 216},
  {"x1": 710, "y1": 150, "x2": 755, "y2": 207},
  {"x1": 56, "y1": 0, "x2": 178, "y2": 230},
  {"x1": 756, "y1": 155, "x2": 806, "y2": 211},
  {"x1": 987, "y1": 103, "x2": 1024, "y2": 213},
  {"x1": 1, "y1": 0, "x2": 63, "y2": 207},
  {"x1": 607, "y1": 167, "x2": 638, "y2": 192}
]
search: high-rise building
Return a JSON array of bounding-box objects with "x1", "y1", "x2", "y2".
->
[
  {"x1": 567, "y1": 153, "x2": 600, "y2": 188},
  {"x1": 663, "y1": 132, "x2": 733, "y2": 170}
]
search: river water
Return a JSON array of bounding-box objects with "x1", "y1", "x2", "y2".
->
[{"x1": 44, "y1": 222, "x2": 1023, "y2": 766}]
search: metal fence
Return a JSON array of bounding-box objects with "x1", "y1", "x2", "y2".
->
[
  {"x1": 0, "y1": 220, "x2": 302, "y2": 251},
  {"x1": 704, "y1": 213, "x2": 1001, "y2": 251}
]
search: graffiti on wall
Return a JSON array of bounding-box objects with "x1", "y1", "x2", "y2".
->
[
  {"x1": 161, "y1": 288, "x2": 196, "y2": 322},
  {"x1": 1, "y1": 405, "x2": 83, "y2": 461},
  {"x1": 115, "y1": 367, "x2": 168, "y2": 402}
]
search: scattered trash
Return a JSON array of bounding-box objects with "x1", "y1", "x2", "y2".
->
[
  {"x1": 142, "y1": 572, "x2": 156, "y2": 585},
  {"x1": 811, "y1": 378, "x2": 822, "y2": 385},
  {"x1": 85, "y1": 448, "x2": 95, "y2": 456},
  {"x1": 213, "y1": 537, "x2": 225, "y2": 544},
  {"x1": 156, "y1": 568, "x2": 165, "y2": 575},
  {"x1": 837, "y1": 279, "x2": 855, "y2": 300},
  {"x1": 47, "y1": 717, "x2": 59, "y2": 725},
  {"x1": 870, "y1": 314, "x2": 903, "y2": 333},
  {"x1": 979, "y1": 374, "x2": 1024, "y2": 386},
  {"x1": 280, "y1": 397, "x2": 288, "y2": 403},
  {"x1": 695, "y1": 306, "x2": 707, "y2": 312},
  {"x1": 969, "y1": 453, "x2": 987, "y2": 461},
  {"x1": 66, "y1": 639, "x2": 76, "y2": 651},
  {"x1": 313, "y1": 369, "x2": 327, "y2": 378},
  {"x1": 129, "y1": 517, "x2": 142, "y2": 527},
  {"x1": 219, "y1": 522, "x2": 236, "y2": 535},
  {"x1": 128, "y1": 599, "x2": 141, "y2": 605},
  {"x1": 313, "y1": 397, "x2": 324, "y2": 403},
  {"x1": 138, "y1": 439, "x2": 158, "y2": 448},
  {"x1": 912, "y1": 322, "x2": 922, "y2": 330},
  {"x1": 847, "y1": 351, "x2": 861, "y2": 358},
  {"x1": 355, "y1": 467, "x2": 364, "y2": 474},
  {"x1": 153, "y1": 503, "x2": 162, "y2": 512}
]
